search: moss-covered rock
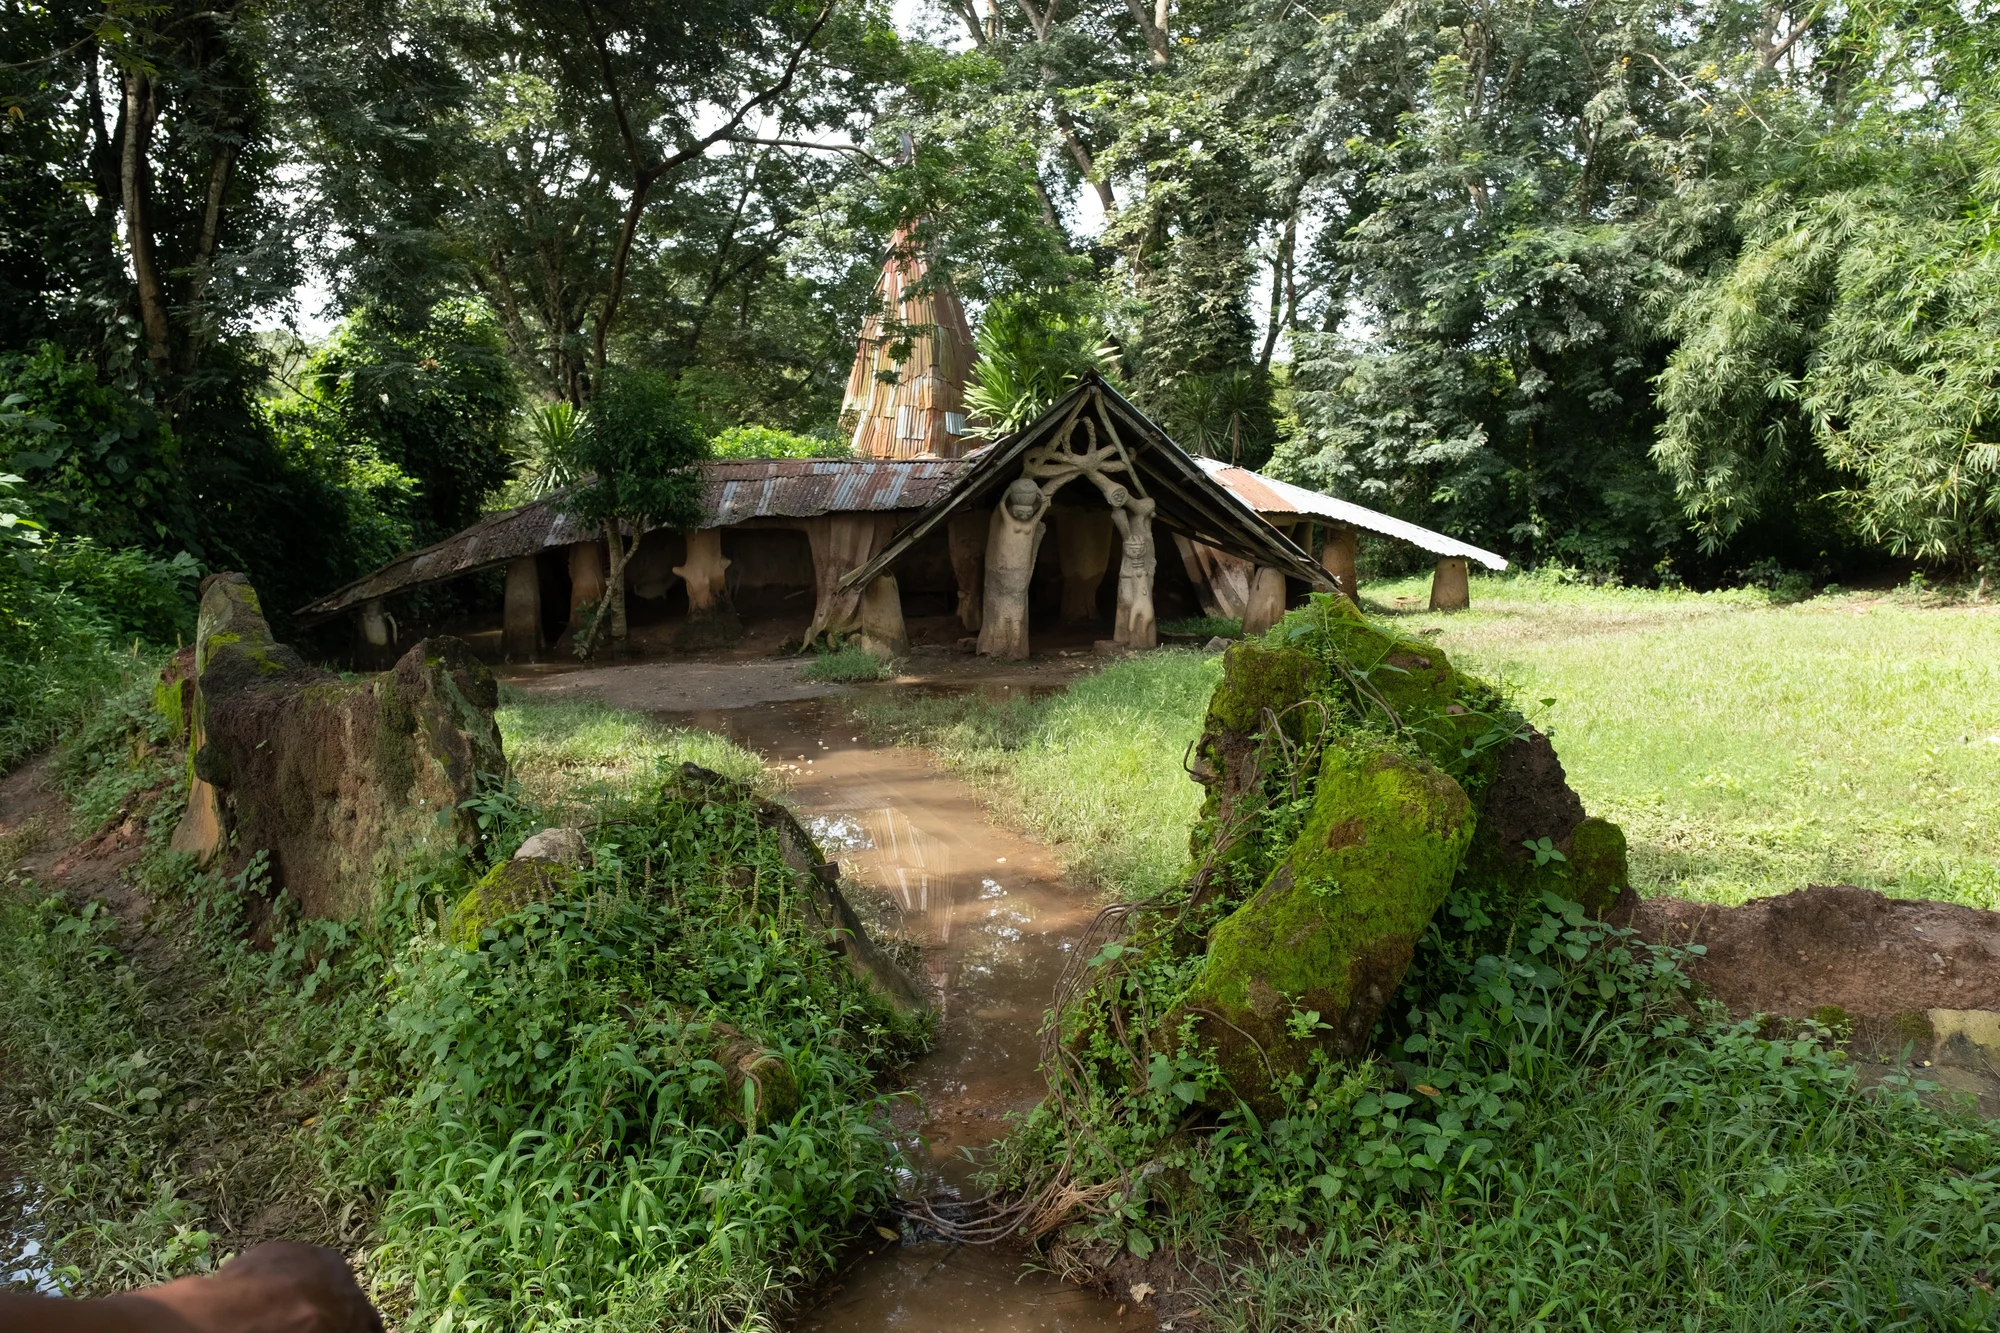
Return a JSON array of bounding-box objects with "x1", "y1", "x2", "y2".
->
[
  {"x1": 452, "y1": 857, "x2": 577, "y2": 947},
  {"x1": 166, "y1": 572, "x2": 508, "y2": 920},
  {"x1": 1165, "y1": 743, "x2": 1476, "y2": 1108},
  {"x1": 1135, "y1": 594, "x2": 1631, "y2": 1105}
]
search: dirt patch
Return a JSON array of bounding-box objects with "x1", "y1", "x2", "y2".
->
[
  {"x1": 1617, "y1": 883, "x2": 2000, "y2": 1090},
  {"x1": 503, "y1": 644, "x2": 1099, "y2": 714},
  {"x1": 1618, "y1": 883, "x2": 2000, "y2": 1017},
  {"x1": 505, "y1": 657, "x2": 855, "y2": 712},
  {"x1": 0, "y1": 756, "x2": 64, "y2": 878}
]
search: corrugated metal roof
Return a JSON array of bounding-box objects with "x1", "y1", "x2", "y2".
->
[
  {"x1": 841, "y1": 224, "x2": 975, "y2": 460},
  {"x1": 1196, "y1": 460, "x2": 1510, "y2": 571},
  {"x1": 296, "y1": 459, "x2": 963, "y2": 623}
]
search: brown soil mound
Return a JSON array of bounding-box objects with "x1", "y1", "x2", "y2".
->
[{"x1": 1617, "y1": 883, "x2": 2000, "y2": 1018}]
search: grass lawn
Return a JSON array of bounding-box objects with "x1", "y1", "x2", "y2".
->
[
  {"x1": 868, "y1": 577, "x2": 2000, "y2": 910},
  {"x1": 1366, "y1": 574, "x2": 2000, "y2": 908}
]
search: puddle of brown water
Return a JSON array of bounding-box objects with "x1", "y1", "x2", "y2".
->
[{"x1": 663, "y1": 696, "x2": 1143, "y2": 1333}]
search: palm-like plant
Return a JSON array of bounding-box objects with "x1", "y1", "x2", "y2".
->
[
  {"x1": 964, "y1": 298, "x2": 1118, "y2": 438},
  {"x1": 513, "y1": 400, "x2": 585, "y2": 497}
]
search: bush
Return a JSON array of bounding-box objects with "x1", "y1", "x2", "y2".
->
[
  {"x1": 0, "y1": 478, "x2": 197, "y2": 770},
  {"x1": 709, "y1": 425, "x2": 850, "y2": 460},
  {"x1": 331, "y1": 765, "x2": 918, "y2": 1329}
]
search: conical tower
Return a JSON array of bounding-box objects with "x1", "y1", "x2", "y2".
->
[{"x1": 841, "y1": 225, "x2": 974, "y2": 459}]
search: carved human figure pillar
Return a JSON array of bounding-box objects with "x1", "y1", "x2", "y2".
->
[
  {"x1": 1107, "y1": 485, "x2": 1158, "y2": 648},
  {"x1": 977, "y1": 478, "x2": 1051, "y2": 659}
]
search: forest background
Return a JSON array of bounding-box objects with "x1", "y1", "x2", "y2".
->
[{"x1": 2, "y1": 0, "x2": 1997, "y2": 757}]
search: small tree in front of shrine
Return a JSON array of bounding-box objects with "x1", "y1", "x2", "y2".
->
[{"x1": 559, "y1": 370, "x2": 706, "y2": 658}]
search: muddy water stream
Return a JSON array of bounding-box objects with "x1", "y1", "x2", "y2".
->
[{"x1": 664, "y1": 695, "x2": 1145, "y2": 1332}]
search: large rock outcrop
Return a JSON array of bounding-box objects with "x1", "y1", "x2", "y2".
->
[
  {"x1": 163, "y1": 573, "x2": 506, "y2": 918},
  {"x1": 1154, "y1": 594, "x2": 1628, "y2": 1102}
]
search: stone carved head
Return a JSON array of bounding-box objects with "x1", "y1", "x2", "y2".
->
[
  {"x1": 1103, "y1": 483, "x2": 1130, "y2": 508},
  {"x1": 1003, "y1": 477, "x2": 1043, "y2": 521}
]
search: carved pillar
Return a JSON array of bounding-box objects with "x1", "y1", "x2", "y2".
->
[
  {"x1": 858, "y1": 573, "x2": 908, "y2": 660},
  {"x1": 978, "y1": 480, "x2": 1050, "y2": 660},
  {"x1": 1244, "y1": 567, "x2": 1286, "y2": 635},
  {"x1": 1109, "y1": 494, "x2": 1157, "y2": 648},
  {"x1": 502, "y1": 556, "x2": 541, "y2": 662},
  {"x1": 1320, "y1": 525, "x2": 1359, "y2": 603},
  {"x1": 947, "y1": 510, "x2": 986, "y2": 632},
  {"x1": 1055, "y1": 506, "x2": 1114, "y2": 624},
  {"x1": 805, "y1": 513, "x2": 893, "y2": 644},
  {"x1": 674, "y1": 529, "x2": 731, "y2": 614},
  {"x1": 568, "y1": 541, "x2": 605, "y2": 628},
  {"x1": 673, "y1": 528, "x2": 741, "y2": 647},
  {"x1": 1429, "y1": 556, "x2": 1471, "y2": 611},
  {"x1": 353, "y1": 598, "x2": 398, "y2": 669},
  {"x1": 1175, "y1": 537, "x2": 1253, "y2": 621}
]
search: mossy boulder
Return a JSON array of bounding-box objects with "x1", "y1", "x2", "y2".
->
[
  {"x1": 1145, "y1": 594, "x2": 1631, "y2": 1105},
  {"x1": 1446, "y1": 732, "x2": 1631, "y2": 954},
  {"x1": 452, "y1": 857, "x2": 577, "y2": 947},
  {"x1": 167, "y1": 572, "x2": 508, "y2": 919},
  {"x1": 1165, "y1": 743, "x2": 1475, "y2": 1107}
]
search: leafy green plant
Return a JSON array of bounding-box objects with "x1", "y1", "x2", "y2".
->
[
  {"x1": 964, "y1": 295, "x2": 1119, "y2": 439},
  {"x1": 709, "y1": 425, "x2": 850, "y2": 460}
]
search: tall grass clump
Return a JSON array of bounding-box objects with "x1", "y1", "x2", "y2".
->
[
  {"x1": 859, "y1": 649, "x2": 1222, "y2": 898},
  {"x1": 796, "y1": 644, "x2": 893, "y2": 684}
]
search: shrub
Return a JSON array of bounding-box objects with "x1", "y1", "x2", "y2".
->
[{"x1": 709, "y1": 425, "x2": 850, "y2": 460}]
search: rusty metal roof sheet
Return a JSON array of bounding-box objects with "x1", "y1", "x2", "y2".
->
[
  {"x1": 842, "y1": 225, "x2": 975, "y2": 460},
  {"x1": 296, "y1": 458, "x2": 963, "y2": 624},
  {"x1": 1196, "y1": 459, "x2": 1509, "y2": 571}
]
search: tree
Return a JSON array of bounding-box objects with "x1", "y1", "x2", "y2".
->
[
  {"x1": 558, "y1": 370, "x2": 706, "y2": 658},
  {"x1": 1656, "y1": 0, "x2": 2000, "y2": 574},
  {"x1": 303, "y1": 304, "x2": 521, "y2": 544}
]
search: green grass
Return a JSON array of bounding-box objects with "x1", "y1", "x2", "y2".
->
[
  {"x1": 871, "y1": 576, "x2": 2000, "y2": 910},
  {"x1": 795, "y1": 644, "x2": 894, "y2": 684},
  {"x1": 1361, "y1": 572, "x2": 2000, "y2": 907},
  {"x1": 495, "y1": 686, "x2": 763, "y2": 821},
  {"x1": 1194, "y1": 1014, "x2": 2000, "y2": 1332},
  {"x1": 1159, "y1": 615, "x2": 1243, "y2": 639},
  {"x1": 857, "y1": 650, "x2": 1222, "y2": 899}
]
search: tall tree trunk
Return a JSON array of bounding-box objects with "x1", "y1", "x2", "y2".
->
[
  {"x1": 179, "y1": 142, "x2": 239, "y2": 374},
  {"x1": 120, "y1": 70, "x2": 171, "y2": 373}
]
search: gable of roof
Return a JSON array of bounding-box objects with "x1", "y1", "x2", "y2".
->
[
  {"x1": 1197, "y1": 461, "x2": 1509, "y2": 571},
  {"x1": 838, "y1": 373, "x2": 1332, "y2": 593}
]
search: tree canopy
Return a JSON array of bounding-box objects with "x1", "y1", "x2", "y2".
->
[{"x1": 1, "y1": 0, "x2": 1994, "y2": 616}]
